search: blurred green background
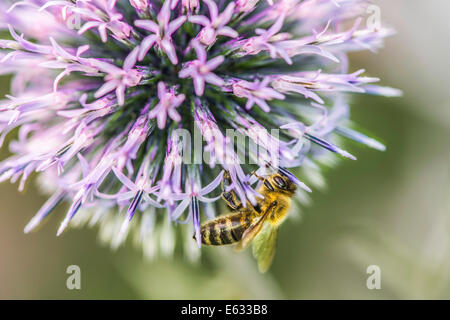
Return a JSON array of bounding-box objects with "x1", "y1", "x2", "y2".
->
[{"x1": 1, "y1": 1, "x2": 449, "y2": 299}]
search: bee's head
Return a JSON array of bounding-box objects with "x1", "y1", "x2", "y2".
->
[{"x1": 264, "y1": 173, "x2": 297, "y2": 195}]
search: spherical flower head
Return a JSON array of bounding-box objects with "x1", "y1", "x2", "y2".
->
[{"x1": 0, "y1": 0, "x2": 401, "y2": 262}]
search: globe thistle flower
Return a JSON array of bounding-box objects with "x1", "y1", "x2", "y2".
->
[{"x1": 0, "y1": 0, "x2": 400, "y2": 261}]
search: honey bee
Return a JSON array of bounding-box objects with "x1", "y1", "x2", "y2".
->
[{"x1": 199, "y1": 169, "x2": 297, "y2": 272}]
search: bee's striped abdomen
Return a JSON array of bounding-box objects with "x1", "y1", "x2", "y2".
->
[{"x1": 201, "y1": 212, "x2": 252, "y2": 246}]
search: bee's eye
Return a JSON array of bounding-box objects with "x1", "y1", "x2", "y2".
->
[{"x1": 273, "y1": 176, "x2": 286, "y2": 189}]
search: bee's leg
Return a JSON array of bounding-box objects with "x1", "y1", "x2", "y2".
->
[
  {"x1": 251, "y1": 170, "x2": 265, "y2": 182},
  {"x1": 221, "y1": 171, "x2": 242, "y2": 211}
]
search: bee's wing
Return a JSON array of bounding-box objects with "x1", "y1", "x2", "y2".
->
[
  {"x1": 252, "y1": 223, "x2": 278, "y2": 273},
  {"x1": 234, "y1": 216, "x2": 267, "y2": 252},
  {"x1": 235, "y1": 201, "x2": 276, "y2": 252}
]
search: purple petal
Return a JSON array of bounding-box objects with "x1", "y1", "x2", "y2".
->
[{"x1": 24, "y1": 191, "x2": 65, "y2": 234}]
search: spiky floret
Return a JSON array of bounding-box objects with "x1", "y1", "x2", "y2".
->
[{"x1": 0, "y1": 0, "x2": 400, "y2": 260}]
